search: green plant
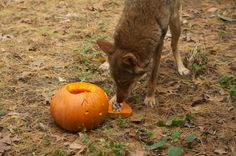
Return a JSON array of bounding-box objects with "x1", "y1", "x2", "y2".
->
[
  {"x1": 116, "y1": 117, "x2": 131, "y2": 127},
  {"x1": 42, "y1": 136, "x2": 51, "y2": 145},
  {"x1": 219, "y1": 75, "x2": 236, "y2": 97},
  {"x1": 106, "y1": 141, "x2": 127, "y2": 156},
  {"x1": 185, "y1": 133, "x2": 197, "y2": 142},
  {"x1": 171, "y1": 130, "x2": 181, "y2": 142},
  {"x1": 46, "y1": 149, "x2": 69, "y2": 156},
  {"x1": 39, "y1": 26, "x2": 57, "y2": 37},
  {"x1": 157, "y1": 114, "x2": 193, "y2": 127},
  {"x1": 185, "y1": 133, "x2": 197, "y2": 149},
  {"x1": 168, "y1": 146, "x2": 184, "y2": 156},
  {"x1": 87, "y1": 144, "x2": 105, "y2": 156},
  {"x1": 148, "y1": 129, "x2": 197, "y2": 156},
  {"x1": 184, "y1": 45, "x2": 208, "y2": 76},
  {"x1": 148, "y1": 137, "x2": 167, "y2": 150},
  {"x1": 218, "y1": 31, "x2": 230, "y2": 41},
  {"x1": 0, "y1": 106, "x2": 7, "y2": 117}
]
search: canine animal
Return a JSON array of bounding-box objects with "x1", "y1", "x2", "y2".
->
[{"x1": 97, "y1": 0, "x2": 190, "y2": 108}]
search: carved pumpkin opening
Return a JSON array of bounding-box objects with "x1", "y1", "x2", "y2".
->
[{"x1": 66, "y1": 85, "x2": 91, "y2": 94}]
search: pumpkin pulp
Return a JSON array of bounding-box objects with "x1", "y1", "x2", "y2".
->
[{"x1": 66, "y1": 84, "x2": 92, "y2": 94}]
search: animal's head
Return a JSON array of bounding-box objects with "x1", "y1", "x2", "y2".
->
[{"x1": 97, "y1": 39, "x2": 147, "y2": 103}]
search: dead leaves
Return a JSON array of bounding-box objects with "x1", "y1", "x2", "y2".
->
[
  {"x1": 207, "y1": 7, "x2": 218, "y2": 13},
  {"x1": 0, "y1": 128, "x2": 20, "y2": 155},
  {"x1": 214, "y1": 148, "x2": 228, "y2": 155},
  {"x1": 191, "y1": 95, "x2": 207, "y2": 107},
  {"x1": 68, "y1": 139, "x2": 87, "y2": 155},
  {"x1": 86, "y1": 0, "x2": 118, "y2": 12},
  {"x1": 0, "y1": 33, "x2": 14, "y2": 41}
]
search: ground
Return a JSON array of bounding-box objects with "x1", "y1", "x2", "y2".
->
[{"x1": 0, "y1": 0, "x2": 236, "y2": 155}]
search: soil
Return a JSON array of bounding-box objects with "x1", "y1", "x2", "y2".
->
[{"x1": 0, "y1": 0, "x2": 235, "y2": 155}]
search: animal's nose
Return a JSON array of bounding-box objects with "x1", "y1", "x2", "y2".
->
[
  {"x1": 116, "y1": 98, "x2": 123, "y2": 103},
  {"x1": 116, "y1": 91, "x2": 128, "y2": 103}
]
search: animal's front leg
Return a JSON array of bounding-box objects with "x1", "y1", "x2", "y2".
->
[{"x1": 144, "y1": 41, "x2": 163, "y2": 108}]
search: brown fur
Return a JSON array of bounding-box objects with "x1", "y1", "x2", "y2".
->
[{"x1": 97, "y1": 0, "x2": 189, "y2": 107}]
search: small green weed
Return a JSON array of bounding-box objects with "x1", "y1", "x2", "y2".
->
[
  {"x1": 39, "y1": 26, "x2": 57, "y2": 37},
  {"x1": 168, "y1": 146, "x2": 184, "y2": 156},
  {"x1": 45, "y1": 149, "x2": 69, "y2": 156},
  {"x1": 184, "y1": 45, "x2": 208, "y2": 76},
  {"x1": 42, "y1": 136, "x2": 51, "y2": 146},
  {"x1": 171, "y1": 130, "x2": 181, "y2": 142},
  {"x1": 148, "y1": 131, "x2": 197, "y2": 156},
  {"x1": 219, "y1": 75, "x2": 236, "y2": 97},
  {"x1": 0, "y1": 106, "x2": 7, "y2": 117},
  {"x1": 148, "y1": 137, "x2": 167, "y2": 150},
  {"x1": 156, "y1": 114, "x2": 193, "y2": 127},
  {"x1": 218, "y1": 30, "x2": 231, "y2": 41},
  {"x1": 105, "y1": 141, "x2": 127, "y2": 156}
]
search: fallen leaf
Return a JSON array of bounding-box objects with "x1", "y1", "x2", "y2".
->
[
  {"x1": 229, "y1": 62, "x2": 236, "y2": 71},
  {"x1": 69, "y1": 142, "x2": 85, "y2": 150},
  {"x1": 30, "y1": 60, "x2": 45, "y2": 68},
  {"x1": 0, "y1": 129, "x2": 20, "y2": 155},
  {"x1": 130, "y1": 115, "x2": 145, "y2": 124},
  {"x1": 0, "y1": 33, "x2": 14, "y2": 41},
  {"x1": 51, "y1": 134, "x2": 64, "y2": 142},
  {"x1": 207, "y1": 7, "x2": 218, "y2": 13},
  {"x1": 58, "y1": 77, "x2": 66, "y2": 82},
  {"x1": 86, "y1": 3, "x2": 106, "y2": 12},
  {"x1": 129, "y1": 150, "x2": 146, "y2": 156},
  {"x1": 217, "y1": 13, "x2": 236, "y2": 22},
  {"x1": 69, "y1": 140, "x2": 86, "y2": 153},
  {"x1": 0, "y1": 134, "x2": 11, "y2": 145},
  {"x1": 214, "y1": 149, "x2": 228, "y2": 155},
  {"x1": 37, "y1": 123, "x2": 48, "y2": 131},
  {"x1": 0, "y1": 142, "x2": 11, "y2": 155},
  {"x1": 181, "y1": 34, "x2": 195, "y2": 42},
  {"x1": 191, "y1": 95, "x2": 207, "y2": 107},
  {"x1": 11, "y1": 136, "x2": 20, "y2": 143}
]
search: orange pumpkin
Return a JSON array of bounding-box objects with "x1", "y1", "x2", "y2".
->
[{"x1": 50, "y1": 82, "x2": 109, "y2": 132}]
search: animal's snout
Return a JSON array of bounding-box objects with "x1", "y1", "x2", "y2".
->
[
  {"x1": 116, "y1": 94, "x2": 125, "y2": 103},
  {"x1": 116, "y1": 89, "x2": 128, "y2": 103}
]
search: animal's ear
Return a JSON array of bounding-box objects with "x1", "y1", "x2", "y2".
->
[
  {"x1": 122, "y1": 53, "x2": 137, "y2": 66},
  {"x1": 97, "y1": 39, "x2": 115, "y2": 56}
]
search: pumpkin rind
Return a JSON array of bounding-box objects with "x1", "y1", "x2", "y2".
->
[
  {"x1": 50, "y1": 82, "x2": 109, "y2": 132},
  {"x1": 108, "y1": 102, "x2": 132, "y2": 118}
]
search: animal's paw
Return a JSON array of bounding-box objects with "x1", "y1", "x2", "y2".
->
[
  {"x1": 99, "y1": 61, "x2": 109, "y2": 71},
  {"x1": 178, "y1": 66, "x2": 190, "y2": 76},
  {"x1": 144, "y1": 96, "x2": 157, "y2": 108}
]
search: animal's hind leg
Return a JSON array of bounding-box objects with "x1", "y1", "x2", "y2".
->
[{"x1": 169, "y1": 4, "x2": 190, "y2": 75}]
